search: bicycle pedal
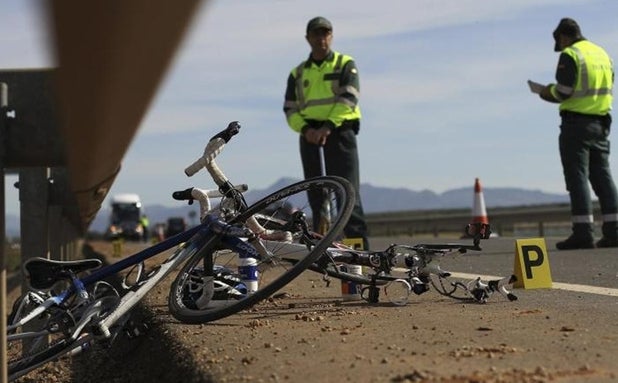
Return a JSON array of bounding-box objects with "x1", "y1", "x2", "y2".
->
[
  {"x1": 322, "y1": 273, "x2": 331, "y2": 287},
  {"x1": 471, "y1": 288, "x2": 489, "y2": 303},
  {"x1": 124, "y1": 322, "x2": 150, "y2": 339},
  {"x1": 412, "y1": 283, "x2": 429, "y2": 295},
  {"x1": 47, "y1": 311, "x2": 76, "y2": 334}
]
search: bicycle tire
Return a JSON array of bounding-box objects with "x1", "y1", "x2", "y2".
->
[
  {"x1": 8, "y1": 289, "x2": 118, "y2": 380},
  {"x1": 168, "y1": 176, "x2": 355, "y2": 323},
  {"x1": 8, "y1": 333, "x2": 91, "y2": 381}
]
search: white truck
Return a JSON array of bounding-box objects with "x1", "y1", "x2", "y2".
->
[{"x1": 106, "y1": 193, "x2": 144, "y2": 241}]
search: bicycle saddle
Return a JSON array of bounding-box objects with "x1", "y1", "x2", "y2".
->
[{"x1": 23, "y1": 257, "x2": 103, "y2": 290}]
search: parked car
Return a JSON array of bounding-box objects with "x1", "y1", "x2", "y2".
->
[{"x1": 165, "y1": 217, "x2": 187, "y2": 238}]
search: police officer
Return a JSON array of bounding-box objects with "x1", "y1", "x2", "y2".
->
[
  {"x1": 538, "y1": 18, "x2": 618, "y2": 249},
  {"x1": 283, "y1": 16, "x2": 369, "y2": 249}
]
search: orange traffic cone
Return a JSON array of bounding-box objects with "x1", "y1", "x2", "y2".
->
[{"x1": 472, "y1": 178, "x2": 489, "y2": 225}]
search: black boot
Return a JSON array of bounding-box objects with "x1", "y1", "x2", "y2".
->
[
  {"x1": 596, "y1": 237, "x2": 618, "y2": 248},
  {"x1": 556, "y1": 223, "x2": 594, "y2": 250},
  {"x1": 597, "y1": 221, "x2": 618, "y2": 248}
]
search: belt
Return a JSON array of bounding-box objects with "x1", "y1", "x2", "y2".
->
[
  {"x1": 560, "y1": 110, "x2": 605, "y2": 119},
  {"x1": 305, "y1": 119, "x2": 359, "y2": 133}
]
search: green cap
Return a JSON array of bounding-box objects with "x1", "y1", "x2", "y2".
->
[
  {"x1": 306, "y1": 16, "x2": 332, "y2": 33},
  {"x1": 553, "y1": 18, "x2": 583, "y2": 52}
]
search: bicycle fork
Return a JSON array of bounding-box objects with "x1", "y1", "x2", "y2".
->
[{"x1": 193, "y1": 235, "x2": 272, "y2": 309}]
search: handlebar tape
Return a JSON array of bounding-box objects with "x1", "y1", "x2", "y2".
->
[{"x1": 184, "y1": 121, "x2": 241, "y2": 177}]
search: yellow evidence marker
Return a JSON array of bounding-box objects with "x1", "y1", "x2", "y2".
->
[
  {"x1": 513, "y1": 238, "x2": 552, "y2": 289},
  {"x1": 342, "y1": 238, "x2": 364, "y2": 250}
]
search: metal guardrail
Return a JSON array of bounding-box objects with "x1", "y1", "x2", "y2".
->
[{"x1": 365, "y1": 202, "x2": 601, "y2": 237}]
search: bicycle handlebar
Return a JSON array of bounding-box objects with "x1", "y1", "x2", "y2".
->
[
  {"x1": 184, "y1": 121, "x2": 241, "y2": 181},
  {"x1": 173, "y1": 185, "x2": 249, "y2": 219},
  {"x1": 176, "y1": 121, "x2": 285, "y2": 241},
  {"x1": 175, "y1": 121, "x2": 254, "y2": 221}
]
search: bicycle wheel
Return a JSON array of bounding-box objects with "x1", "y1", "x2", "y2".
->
[
  {"x1": 7, "y1": 284, "x2": 119, "y2": 380},
  {"x1": 168, "y1": 176, "x2": 355, "y2": 323}
]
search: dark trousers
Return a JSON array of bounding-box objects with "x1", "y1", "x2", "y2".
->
[
  {"x1": 559, "y1": 112, "x2": 618, "y2": 239},
  {"x1": 299, "y1": 127, "x2": 369, "y2": 248}
]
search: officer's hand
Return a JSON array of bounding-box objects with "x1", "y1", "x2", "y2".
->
[
  {"x1": 539, "y1": 84, "x2": 560, "y2": 103},
  {"x1": 304, "y1": 127, "x2": 331, "y2": 145},
  {"x1": 315, "y1": 127, "x2": 331, "y2": 146},
  {"x1": 303, "y1": 129, "x2": 316, "y2": 144}
]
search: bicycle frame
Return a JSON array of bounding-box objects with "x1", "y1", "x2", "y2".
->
[
  {"x1": 9, "y1": 225, "x2": 202, "y2": 335},
  {"x1": 243, "y1": 223, "x2": 517, "y2": 305}
]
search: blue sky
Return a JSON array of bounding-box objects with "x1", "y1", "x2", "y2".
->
[{"x1": 3, "y1": 0, "x2": 618, "y2": 219}]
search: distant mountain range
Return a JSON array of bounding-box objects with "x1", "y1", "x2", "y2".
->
[{"x1": 4, "y1": 177, "x2": 570, "y2": 237}]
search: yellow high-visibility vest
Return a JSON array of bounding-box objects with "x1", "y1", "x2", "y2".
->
[
  {"x1": 552, "y1": 40, "x2": 613, "y2": 115},
  {"x1": 286, "y1": 51, "x2": 361, "y2": 132}
]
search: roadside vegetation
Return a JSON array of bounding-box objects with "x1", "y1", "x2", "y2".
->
[{"x1": 4, "y1": 238, "x2": 21, "y2": 272}]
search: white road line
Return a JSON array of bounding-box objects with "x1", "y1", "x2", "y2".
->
[{"x1": 450, "y1": 272, "x2": 618, "y2": 297}]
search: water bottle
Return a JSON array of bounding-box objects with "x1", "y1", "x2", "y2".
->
[
  {"x1": 238, "y1": 255, "x2": 258, "y2": 294},
  {"x1": 340, "y1": 264, "x2": 363, "y2": 301},
  {"x1": 383, "y1": 279, "x2": 411, "y2": 305}
]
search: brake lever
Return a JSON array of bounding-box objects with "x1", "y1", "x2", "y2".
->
[
  {"x1": 172, "y1": 188, "x2": 195, "y2": 205},
  {"x1": 210, "y1": 121, "x2": 240, "y2": 143}
]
